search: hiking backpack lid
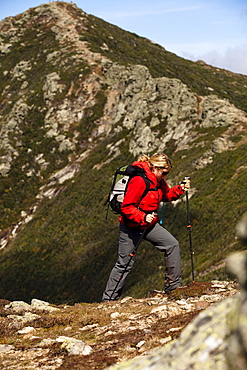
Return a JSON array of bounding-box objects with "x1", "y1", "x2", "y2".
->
[{"x1": 105, "y1": 165, "x2": 151, "y2": 217}]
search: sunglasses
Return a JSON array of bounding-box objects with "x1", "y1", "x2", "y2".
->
[{"x1": 156, "y1": 167, "x2": 170, "y2": 176}]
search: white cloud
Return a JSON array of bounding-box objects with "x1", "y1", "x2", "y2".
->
[
  {"x1": 99, "y1": 6, "x2": 202, "y2": 20},
  {"x1": 182, "y1": 43, "x2": 247, "y2": 75}
]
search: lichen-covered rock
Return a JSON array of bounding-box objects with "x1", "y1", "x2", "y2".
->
[
  {"x1": 108, "y1": 296, "x2": 235, "y2": 370},
  {"x1": 56, "y1": 336, "x2": 93, "y2": 355},
  {"x1": 236, "y1": 212, "x2": 247, "y2": 246},
  {"x1": 0, "y1": 344, "x2": 14, "y2": 354},
  {"x1": 5, "y1": 301, "x2": 32, "y2": 312},
  {"x1": 226, "y1": 251, "x2": 247, "y2": 370},
  {"x1": 31, "y1": 298, "x2": 60, "y2": 312}
]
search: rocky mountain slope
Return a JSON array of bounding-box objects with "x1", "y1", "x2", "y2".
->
[
  {"x1": 0, "y1": 1, "x2": 247, "y2": 304},
  {"x1": 0, "y1": 280, "x2": 240, "y2": 369}
]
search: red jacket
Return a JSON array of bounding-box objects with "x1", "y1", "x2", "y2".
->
[{"x1": 119, "y1": 161, "x2": 184, "y2": 228}]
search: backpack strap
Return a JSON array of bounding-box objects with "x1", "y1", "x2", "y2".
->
[
  {"x1": 135, "y1": 172, "x2": 151, "y2": 199},
  {"x1": 124, "y1": 170, "x2": 157, "y2": 207}
]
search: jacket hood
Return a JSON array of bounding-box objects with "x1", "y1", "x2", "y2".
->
[{"x1": 132, "y1": 161, "x2": 158, "y2": 185}]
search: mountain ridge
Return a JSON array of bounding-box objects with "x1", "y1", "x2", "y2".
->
[{"x1": 0, "y1": 1, "x2": 246, "y2": 304}]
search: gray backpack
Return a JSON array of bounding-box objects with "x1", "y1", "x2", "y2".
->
[{"x1": 105, "y1": 165, "x2": 151, "y2": 217}]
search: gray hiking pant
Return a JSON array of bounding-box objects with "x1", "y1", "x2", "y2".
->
[{"x1": 102, "y1": 222, "x2": 181, "y2": 301}]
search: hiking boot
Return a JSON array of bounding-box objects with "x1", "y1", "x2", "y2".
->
[
  {"x1": 152, "y1": 290, "x2": 165, "y2": 294},
  {"x1": 149, "y1": 290, "x2": 167, "y2": 298},
  {"x1": 164, "y1": 285, "x2": 183, "y2": 295},
  {"x1": 166, "y1": 285, "x2": 203, "y2": 299}
]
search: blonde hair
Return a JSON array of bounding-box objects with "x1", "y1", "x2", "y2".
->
[{"x1": 138, "y1": 153, "x2": 172, "y2": 170}]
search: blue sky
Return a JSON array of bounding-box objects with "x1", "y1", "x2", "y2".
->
[{"x1": 1, "y1": 0, "x2": 247, "y2": 75}]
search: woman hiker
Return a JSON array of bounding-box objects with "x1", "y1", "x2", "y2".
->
[{"x1": 102, "y1": 153, "x2": 190, "y2": 302}]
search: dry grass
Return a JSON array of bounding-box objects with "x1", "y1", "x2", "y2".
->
[{"x1": 0, "y1": 282, "x2": 239, "y2": 369}]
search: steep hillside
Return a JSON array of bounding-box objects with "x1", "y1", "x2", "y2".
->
[{"x1": 0, "y1": 1, "x2": 246, "y2": 304}]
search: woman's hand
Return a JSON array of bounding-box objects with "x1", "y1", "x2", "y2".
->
[
  {"x1": 145, "y1": 213, "x2": 156, "y2": 223},
  {"x1": 180, "y1": 177, "x2": 190, "y2": 191}
]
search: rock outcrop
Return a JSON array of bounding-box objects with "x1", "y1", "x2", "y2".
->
[{"x1": 1, "y1": 1, "x2": 246, "y2": 178}]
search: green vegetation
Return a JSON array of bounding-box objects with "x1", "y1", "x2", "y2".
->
[
  {"x1": 0, "y1": 2, "x2": 246, "y2": 304},
  {"x1": 0, "y1": 132, "x2": 246, "y2": 303},
  {"x1": 0, "y1": 7, "x2": 93, "y2": 228},
  {"x1": 77, "y1": 89, "x2": 107, "y2": 141}
]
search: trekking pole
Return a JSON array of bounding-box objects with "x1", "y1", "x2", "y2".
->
[
  {"x1": 109, "y1": 222, "x2": 150, "y2": 301},
  {"x1": 183, "y1": 177, "x2": 195, "y2": 282}
]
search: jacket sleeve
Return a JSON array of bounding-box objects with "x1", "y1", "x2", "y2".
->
[
  {"x1": 162, "y1": 181, "x2": 184, "y2": 201},
  {"x1": 121, "y1": 176, "x2": 148, "y2": 225}
]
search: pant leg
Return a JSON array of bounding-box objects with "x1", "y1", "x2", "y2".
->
[
  {"x1": 145, "y1": 223, "x2": 181, "y2": 292},
  {"x1": 102, "y1": 224, "x2": 144, "y2": 301}
]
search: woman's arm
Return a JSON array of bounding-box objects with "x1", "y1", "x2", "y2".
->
[{"x1": 162, "y1": 181, "x2": 185, "y2": 202}]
